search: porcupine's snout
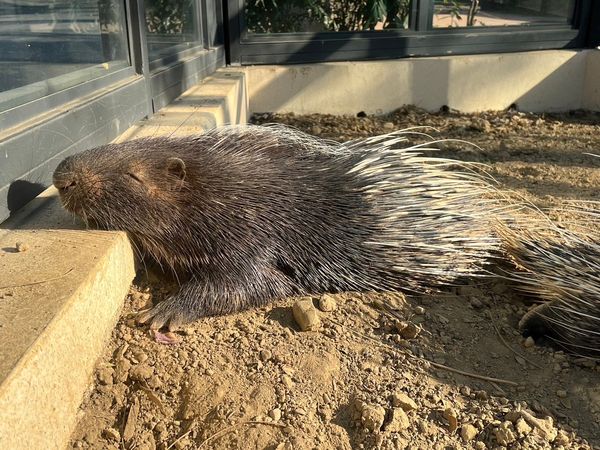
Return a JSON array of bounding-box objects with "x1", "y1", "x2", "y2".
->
[{"x1": 53, "y1": 155, "x2": 99, "y2": 216}]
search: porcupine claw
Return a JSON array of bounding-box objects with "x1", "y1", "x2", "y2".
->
[{"x1": 137, "y1": 299, "x2": 190, "y2": 331}]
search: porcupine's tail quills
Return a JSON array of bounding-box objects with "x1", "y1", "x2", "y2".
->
[
  {"x1": 496, "y1": 203, "x2": 600, "y2": 357},
  {"x1": 339, "y1": 128, "x2": 504, "y2": 290}
]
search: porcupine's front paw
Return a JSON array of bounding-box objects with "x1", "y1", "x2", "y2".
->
[{"x1": 137, "y1": 297, "x2": 202, "y2": 331}]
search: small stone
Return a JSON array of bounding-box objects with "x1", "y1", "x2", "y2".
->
[
  {"x1": 311, "y1": 125, "x2": 322, "y2": 135},
  {"x1": 414, "y1": 306, "x2": 425, "y2": 315},
  {"x1": 132, "y1": 348, "x2": 148, "y2": 363},
  {"x1": 361, "y1": 404, "x2": 386, "y2": 432},
  {"x1": 386, "y1": 408, "x2": 410, "y2": 432},
  {"x1": 269, "y1": 408, "x2": 282, "y2": 422},
  {"x1": 318, "y1": 294, "x2": 337, "y2": 312},
  {"x1": 174, "y1": 437, "x2": 191, "y2": 449},
  {"x1": 15, "y1": 242, "x2": 29, "y2": 252},
  {"x1": 130, "y1": 364, "x2": 154, "y2": 381},
  {"x1": 495, "y1": 422, "x2": 517, "y2": 446},
  {"x1": 556, "y1": 389, "x2": 568, "y2": 398},
  {"x1": 469, "y1": 298, "x2": 483, "y2": 309},
  {"x1": 515, "y1": 417, "x2": 532, "y2": 435},
  {"x1": 260, "y1": 350, "x2": 272, "y2": 362},
  {"x1": 523, "y1": 336, "x2": 535, "y2": 348},
  {"x1": 383, "y1": 122, "x2": 395, "y2": 130},
  {"x1": 460, "y1": 424, "x2": 478, "y2": 441},
  {"x1": 103, "y1": 427, "x2": 121, "y2": 441},
  {"x1": 275, "y1": 442, "x2": 293, "y2": 450},
  {"x1": 281, "y1": 375, "x2": 294, "y2": 389},
  {"x1": 154, "y1": 422, "x2": 168, "y2": 435},
  {"x1": 396, "y1": 321, "x2": 421, "y2": 340},
  {"x1": 392, "y1": 392, "x2": 417, "y2": 411},
  {"x1": 443, "y1": 407, "x2": 458, "y2": 433},
  {"x1": 554, "y1": 429, "x2": 570, "y2": 446},
  {"x1": 292, "y1": 298, "x2": 320, "y2": 331},
  {"x1": 115, "y1": 358, "x2": 131, "y2": 383},
  {"x1": 520, "y1": 411, "x2": 557, "y2": 442},
  {"x1": 97, "y1": 367, "x2": 115, "y2": 385}
]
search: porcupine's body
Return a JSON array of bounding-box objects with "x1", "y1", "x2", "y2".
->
[
  {"x1": 53, "y1": 124, "x2": 500, "y2": 330},
  {"x1": 499, "y1": 207, "x2": 600, "y2": 356}
]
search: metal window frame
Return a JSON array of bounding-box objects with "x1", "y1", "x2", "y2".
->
[
  {"x1": 0, "y1": 0, "x2": 225, "y2": 222},
  {"x1": 227, "y1": 0, "x2": 594, "y2": 65}
]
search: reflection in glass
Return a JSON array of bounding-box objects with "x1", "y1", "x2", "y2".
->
[
  {"x1": 0, "y1": 0, "x2": 129, "y2": 112},
  {"x1": 245, "y1": 0, "x2": 412, "y2": 33},
  {"x1": 144, "y1": 0, "x2": 198, "y2": 62},
  {"x1": 433, "y1": 0, "x2": 573, "y2": 28}
]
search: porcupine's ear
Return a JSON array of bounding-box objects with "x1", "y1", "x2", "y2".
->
[{"x1": 166, "y1": 157, "x2": 186, "y2": 183}]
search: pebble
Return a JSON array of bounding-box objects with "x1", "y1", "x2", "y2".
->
[
  {"x1": 392, "y1": 392, "x2": 418, "y2": 411},
  {"x1": 97, "y1": 368, "x2": 114, "y2": 385},
  {"x1": 515, "y1": 417, "x2": 532, "y2": 435},
  {"x1": 383, "y1": 122, "x2": 395, "y2": 130},
  {"x1": 292, "y1": 298, "x2": 320, "y2": 331},
  {"x1": 414, "y1": 306, "x2": 425, "y2": 315},
  {"x1": 102, "y1": 428, "x2": 121, "y2": 441},
  {"x1": 260, "y1": 350, "x2": 272, "y2": 362},
  {"x1": 360, "y1": 404, "x2": 386, "y2": 432},
  {"x1": 318, "y1": 294, "x2": 337, "y2": 312},
  {"x1": 523, "y1": 336, "x2": 535, "y2": 348},
  {"x1": 15, "y1": 242, "x2": 29, "y2": 252},
  {"x1": 396, "y1": 321, "x2": 421, "y2": 340},
  {"x1": 460, "y1": 423, "x2": 478, "y2": 441},
  {"x1": 469, "y1": 298, "x2": 483, "y2": 309},
  {"x1": 443, "y1": 407, "x2": 458, "y2": 433},
  {"x1": 130, "y1": 364, "x2": 154, "y2": 381},
  {"x1": 556, "y1": 389, "x2": 568, "y2": 398},
  {"x1": 269, "y1": 408, "x2": 282, "y2": 421},
  {"x1": 495, "y1": 422, "x2": 517, "y2": 445},
  {"x1": 386, "y1": 408, "x2": 410, "y2": 432},
  {"x1": 115, "y1": 358, "x2": 131, "y2": 383},
  {"x1": 311, "y1": 125, "x2": 322, "y2": 135},
  {"x1": 281, "y1": 375, "x2": 294, "y2": 389}
]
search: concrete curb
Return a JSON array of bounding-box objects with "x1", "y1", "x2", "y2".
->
[{"x1": 0, "y1": 69, "x2": 247, "y2": 450}]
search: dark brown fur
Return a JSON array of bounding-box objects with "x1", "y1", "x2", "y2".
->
[{"x1": 53, "y1": 125, "x2": 500, "y2": 330}]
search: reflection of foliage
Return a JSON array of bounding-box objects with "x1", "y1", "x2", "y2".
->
[
  {"x1": 145, "y1": 0, "x2": 194, "y2": 34},
  {"x1": 437, "y1": 0, "x2": 480, "y2": 26},
  {"x1": 245, "y1": 0, "x2": 411, "y2": 33}
]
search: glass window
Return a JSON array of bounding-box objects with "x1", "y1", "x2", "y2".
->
[
  {"x1": 144, "y1": 0, "x2": 199, "y2": 62},
  {"x1": 245, "y1": 0, "x2": 413, "y2": 34},
  {"x1": 0, "y1": 0, "x2": 130, "y2": 113},
  {"x1": 433, "y1": 0, "x2": 574, "y2": 28}
]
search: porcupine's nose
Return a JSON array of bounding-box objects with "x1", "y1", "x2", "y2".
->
[{"x1": 53, "y1": 157, "x2": 79, "y2": 196}]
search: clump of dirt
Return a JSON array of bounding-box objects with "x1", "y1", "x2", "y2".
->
[{"x1": 70, "y1": 108, "x2": 600, "y2": 450}]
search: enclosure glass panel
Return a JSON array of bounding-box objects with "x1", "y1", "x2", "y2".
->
[
  {"x1": 144, "y1": 0, "x2": 199, "y2": 62},
  {"x1": 0, "y1": 0, "x2": 129, "y2": 113},
  {"x1": 245, "y1": 0, "x2": 413, "y2": 33},
  {"x1": 433, "y1": 0, "x2": 574, "y2": 28}
]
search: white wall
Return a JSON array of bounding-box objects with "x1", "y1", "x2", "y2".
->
[
  {"x1": 582, "y1": 49, "x2": 600, "y2": 111},
  {"x1": 245, "y1": 50, "x2": 594, "y2": 115}
]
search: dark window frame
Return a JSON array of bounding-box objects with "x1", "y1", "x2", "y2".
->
[
  {"x1": 0, "y1": 0, "x2": 225, "y2": 222},
  {"x1": 227, "y1": 0, "x2": 596, "y2": 65}
]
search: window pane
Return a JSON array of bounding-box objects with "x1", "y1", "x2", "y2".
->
[
  {"x1": 433, "y1": 0, "x2": 574, "y2": 28},
  {"x1": 144, "y1": 0, "x2": 198, "y2": 61},
  {"x1": 0, "y1": 0, "x2": 129, "y2": 113},
  {"x1": 245, "y1": 0, "x2": 412, "y2": 33}
]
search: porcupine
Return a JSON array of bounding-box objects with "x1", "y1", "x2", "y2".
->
[
  {"x1": 53, "y1": 124, "x2": 502, "y2": 330},
  {"x1": 498, "y1": 204, "x2": 600, "y2": 357}
]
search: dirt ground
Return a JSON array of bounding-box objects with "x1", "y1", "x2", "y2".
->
[{"x1": 70, "y1": 107, "x2": 600, "y2": 450}]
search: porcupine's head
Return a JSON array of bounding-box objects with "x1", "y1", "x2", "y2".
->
[{"x1": 53, "y1": 138, "x2": 193, "y2": 268}]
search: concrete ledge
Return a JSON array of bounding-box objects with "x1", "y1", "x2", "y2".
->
[
  {"x1": 582, "y1": 49, "x2": 600, "y2": 111},
  {"x1": 245, "y1": 49, "x2": 595, "y2": 115},
  {"x1": 0, "y1": 69, "x2": 247, "y2": 450}
]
